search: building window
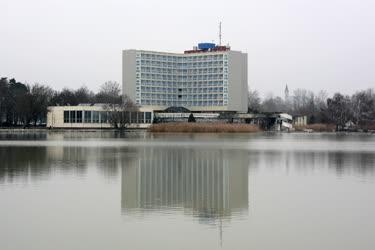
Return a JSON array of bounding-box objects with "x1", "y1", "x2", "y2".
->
[
  {"x1": 70, "y1": 111, "x2": 76, "y2": 123},
  {"x1": 145, "y1": 112, "x2": 151, "y2": 123},
  {"x1": 76, "y1": 111, "x2": 82, "y2": 123},
  {"x1": 64, "y1": 111, "x2": 69, "y2": 123},
  {"x1": 93, "y1": 111, "x2": 99, "y2": 123},
  {"x1": 124, "y1": 111, "x2": 131, "y2": 124},
  {"x1": 100, "y1": 112, "x2": 108, "y2": 123},
  {"x1": 138, "y1": 112, "x2": 144, "y2": 123},
  {"x1": 84, "y1": 111, "x2": 92, "y2": 123},
  {"x1": 131, "y1": 112, "x2": 137, "y2": 123}
]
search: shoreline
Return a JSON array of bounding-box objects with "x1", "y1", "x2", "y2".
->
[
  {"x1": 149, "y1": 123, "x2": 261, "y2": 133},
  {"x1": 0, "y1": 126, "x2": 374, "y2": 134}
]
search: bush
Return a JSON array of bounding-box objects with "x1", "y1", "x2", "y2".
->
[{"x1": 188, "y1": 113, "x2": 196, "y2": 123}]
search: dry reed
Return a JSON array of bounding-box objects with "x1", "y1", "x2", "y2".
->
[
  {"x1": 294, "y1": 123, "x2": 336, "y2": 132},
  {"x1": 149, "y1": 123, "x2": 261, "y2": 133},
  {"x1": 362, "y1": 123, "x2": 375, "y2": 131}
]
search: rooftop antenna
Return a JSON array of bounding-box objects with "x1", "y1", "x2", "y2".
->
[{"x1": 219, "y1": 21, "x2": 222, "y2": 46}]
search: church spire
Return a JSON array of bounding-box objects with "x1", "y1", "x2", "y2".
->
[{"x1": 284, "y1": 84, "x2": 289, "y2": 101}]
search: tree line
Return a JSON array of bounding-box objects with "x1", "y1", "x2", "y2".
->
[
  {"x1": 248, "y1": 87, "x2": 375, "y2": 130},
  {"x1": 0, "y1": 77, "x2": 124, "y2": 127},
  {"x1": 1, "y1": 76, "x2": 374, "y2": 130}
]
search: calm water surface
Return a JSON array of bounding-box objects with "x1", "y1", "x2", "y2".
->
[{"x1": 0, "y1": 131, "x2": 375, "y2": 250}]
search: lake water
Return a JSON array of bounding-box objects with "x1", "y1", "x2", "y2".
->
[{"x1": 0, "y1": 131, "x2": 375, "y2": 250}]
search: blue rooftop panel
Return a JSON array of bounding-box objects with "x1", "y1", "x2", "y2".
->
[{"x1": 198, "y1": 43, "x2": 216, "y2": 50}]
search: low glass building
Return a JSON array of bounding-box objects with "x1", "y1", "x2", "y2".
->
[{"x1": 46, "y1": 105, "x2": 153, "y2": 129}]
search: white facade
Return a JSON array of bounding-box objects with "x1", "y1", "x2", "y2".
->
[
  {"x1": 294, "y1": 115, "x2": 308, "y2": 126},
  {"x1": 123, "y1": 47, "x2": 248, "y2": 113},
  {"x1": 47, "y1": 105, "x2": 153, "y2": 129}
]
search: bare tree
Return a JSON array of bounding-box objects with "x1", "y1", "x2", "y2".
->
[
  {"x1": 327, "y1": 93, "x2": 352, "y2": 131},
  {"x1": 96, "y1": 81, "x2": 122, "y2": 104},
  {"x1": 292, "y1": 89, "x2": 315, "y2": 115},
  {"x1": 248, "y1": 90, "x2": 261, "y2": 113},
  {"x1": 74, "y1": 86, "x2": 95, "y2": 104},
  {"x1": 315, "y1": 90, "x2": 328, "y2": 110},
  {"x1": 0, "y1": 78, "x2": 8, "y2": 126},
  {"x1": 106, "y1": 95, "x2": 138, "y2": 129},
  {"x1": 8, "y1": 79, "x2": 30, "y2": 126},
  {"x1": 94, "y1": 81, "x2": 138, "y2": 129},
  {"x1": 260, "y1": 94, "x2": 286, "y2": 113},
  {"x1": 30, "y1": 83, "x2": 54, "y2": 125},
  {"x1": 51, "y1": 88, "x2": 77, "y2": 106},
  {"x1": 351, "y1": 89, "x2": 375, "y2": 126}
]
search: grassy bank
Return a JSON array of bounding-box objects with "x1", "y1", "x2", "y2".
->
[{"x1": 149, "y1": 123, "x2": 261, "y2": 133}]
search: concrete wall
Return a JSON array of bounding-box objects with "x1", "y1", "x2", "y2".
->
[
  {"x1": 122, "y1": 50, "x2": 137, "y2": 102},
  {"x1": 228, "y1": 51, "x2": 248, "y2": 113}
]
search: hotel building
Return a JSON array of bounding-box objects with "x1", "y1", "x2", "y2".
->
[{"x1": 123, "y1": 43, "x2": 248, "y2": 113}]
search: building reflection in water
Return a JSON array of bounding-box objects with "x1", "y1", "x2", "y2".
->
[
  {"x1": 1, "y1": 145, "x2": 374, "y2": 186},
  {"x1": 121, "y1": 148, "x2": 250, "y2": 223}
]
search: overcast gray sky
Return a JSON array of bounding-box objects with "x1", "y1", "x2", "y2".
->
[{"x1": 1, "y1": 0, "x2": 374, "y2": 96}]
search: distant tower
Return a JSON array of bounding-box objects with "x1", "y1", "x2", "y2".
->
[
  {"x1": 219, "y1": 21, "x2": 222, "y2": 46},
  {"x1": 284, "y1": 84, "x2": 289, "y2": 101}
]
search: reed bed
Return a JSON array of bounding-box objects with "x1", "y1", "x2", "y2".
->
[
  {"x1": 294, "y1": 123, "x2": 336, "y2": 132},
  {"x1": 149, "y1": 123, "x2": 261, "y2": 133},
  {"x1": 362, "y1": 123, "x2": 375, "y2": 131}
]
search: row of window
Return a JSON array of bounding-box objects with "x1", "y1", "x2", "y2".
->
[
  {"x1": 140, "y1": 87, "x2": 225, "y2": 93},
  {"x1": 63, "y1": 111, "x2": 152, "y2": 124},
  {"x1": 140, "y1": 80, "x2": 224, "y2": 86},
  {"x1": 140, "y1": 67, "x2": 224, "y2": 74},
  {"x1": 139, "y1": 54, "x2": 224, "y2": 62},
  {"x1": 139, "y1": 72, "x2": 226, "y2": 77},
  {"x1": 138, "y1": 61, "x2": 225, "y2": 68},
  {"x1": 140, "y1": 74, "x2": 225, "y2": 81},
  {"x1": 141, "y1": 93, "x2": 223, "y2": 99},
  {"x1": 141, "y1": 100, "x2": 225, "y2": 106},
  {"x1": 139, "y1": 80, "x2": 225, "y2": 86}
]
